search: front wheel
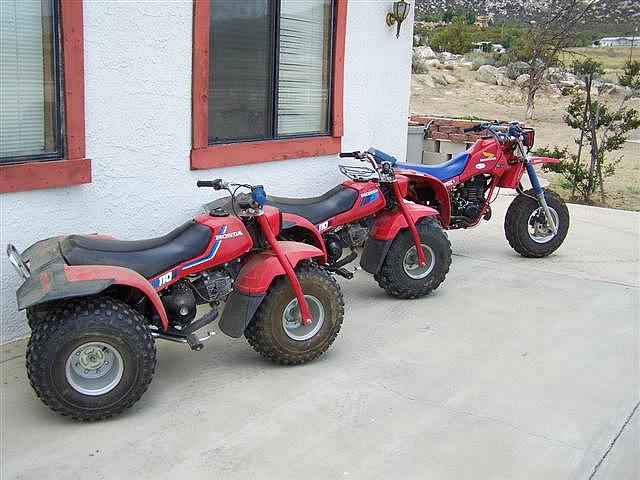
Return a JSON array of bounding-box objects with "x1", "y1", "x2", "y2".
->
[
  {"x1": 504, "y1": 188, "x2": 569, "y2": 258},
  {"x1": 26, "y1": 296, "x2": 157, "y2": 421},
  {"x1": 375, "y1": 217, "x2": 452, "y2": 299},
  {"x1": 245, "y1": 263, "x2": 344, "y2": 365}
]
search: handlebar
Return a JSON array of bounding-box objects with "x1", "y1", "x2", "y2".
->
[
  {"x1": 197, "y1": 179, "x2": 267, "y2": 212},
  {"x1": 339, "y1": 151, "x2": 366, "y2": 159},
  {"x1": 462, "y1": 120, "x2": 526, "y2": 143}
]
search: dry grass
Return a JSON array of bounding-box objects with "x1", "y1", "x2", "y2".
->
[{"x1": 564, "y1": 46, "x2": 639, "y2": 77}]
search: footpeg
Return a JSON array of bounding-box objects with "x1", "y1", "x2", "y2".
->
[
  {"x1": 333, "y1": 267, "x2": 354, "y2": 279},
  {"x1": 186, "y1": 331, "x2": 215, "y2": 351},
  {"x1": 332, "y1": 251, "x2": 358, "y2": 269}
]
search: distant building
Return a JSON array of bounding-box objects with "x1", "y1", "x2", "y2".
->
[
  {"x1": 472, "y1": 42, "x2": 505, "y2": 53},
  {"x1": 592, "y1": 36, "x2": 639, "y2": 47}
]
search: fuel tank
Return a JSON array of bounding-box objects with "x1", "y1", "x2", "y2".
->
[{"x1": 185, "y1": 214, "x2": 253, "y2": 271}]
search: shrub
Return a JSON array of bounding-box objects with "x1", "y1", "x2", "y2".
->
[
  {"x1": 412, "y1": 52, "x2": 428, "y2": 74},
  {"x1": 619, "y1": 60, "x2": 640, "y2": 91},
  {"x1": 506, "y1": 61, "x2": 530, "y2": 80}
]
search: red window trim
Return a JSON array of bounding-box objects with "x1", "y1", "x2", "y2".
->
[
  {"x1": 190, "y1": 0, "x2": 347, "y2": 170},
  {"x1": 0, "y1": 0, "x2": 90, "y2": 194}
]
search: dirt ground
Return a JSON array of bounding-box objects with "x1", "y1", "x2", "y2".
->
[{"x1": 410, "y1": 65, "x2": 640, "y2": 210}]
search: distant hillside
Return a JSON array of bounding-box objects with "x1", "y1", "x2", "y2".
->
[{"x1": 415, "y1": 0, "x2": 639, "y2": 30}]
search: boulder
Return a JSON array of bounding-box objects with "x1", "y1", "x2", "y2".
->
[
  {"x1": 439, "y1": 51, "x2": 463, "y2": 62},
  {"x1": 548, "y1": 69, "x2": 579, "y2": 86},
  {"x1": 413, "y1": 46, "x2": 437, "y2": 61},
  {"x1": 476, "y1": 64, "x2": 498, "y2": 84},
  {"x1": 496, "y1": 72, "x2": 512, "y2": 86},
  {"x1": 431, "y1": 72, "x2": 457, "y2": 86},
  {"x1": 425, "y1": 58, "x2": 441, "y2": 68},
  {"x1": 515, "y1": 73, "x2": 530, "y2": 88}
]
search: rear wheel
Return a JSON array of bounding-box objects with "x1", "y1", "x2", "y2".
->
[
  {"x1": 376, "y1": 218, "x2": 451, "y2": 299},
  {"x1": 504, "y1": 188, "x2": 569, "y2": 257},
  {"x1": 245, "y1": 263, "x2": 344, "y2": 365},
  {"x1": 26, "y1": 296, "x2": 156, "y2": 421}
]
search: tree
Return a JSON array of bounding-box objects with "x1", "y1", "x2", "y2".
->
[
  {"x1": 429, "y1": 18, "x2": 473, "y2": 54},
  {"x1": 509, "y1": 0, "x2": 597, "y2": 119},
  {"x1": 541, "y1": 59, "x2": 640, "y2": 203},
  {"x1": 442, "y1": 10, "x2": 454, "y2": 24},
  {"x1": 465, "y1": 11, "x2": 477, "y2": 25}
]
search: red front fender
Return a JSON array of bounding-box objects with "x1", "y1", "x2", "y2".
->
[
  {"x1": 65, "y1": 265, "x2": 169, "y2": 331},
  {"x1": 235, "y1": 241, "x2": 325, "y2": 294},
  {"x1": 530, "y1": 156, "x2": 561, "y2": 165},
  {"x1": 370, "y1": 202, "x2": 440, "y2": 241}
]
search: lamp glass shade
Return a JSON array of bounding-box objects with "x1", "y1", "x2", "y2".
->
[{"x1": 394, "y1": 1, "x2": 408, "y2": 21}]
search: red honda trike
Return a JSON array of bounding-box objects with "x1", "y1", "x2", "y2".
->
[
  {"x1": 6, "y1": 180, "x2": 344, "y2": 420},
  {"x1": 264, "y1": 151, "x2": 452, "y2": 299},
  {"x1": 369, "y1": 121, "x2": 570, "y2": 257}
]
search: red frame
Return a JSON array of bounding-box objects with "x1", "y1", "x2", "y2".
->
[
  {"x1": 190, "y1": 0, "x2": 347, "y2": 169},
  {"x1": 0, "y1": 0, "x2": 90, "y2": 194}
]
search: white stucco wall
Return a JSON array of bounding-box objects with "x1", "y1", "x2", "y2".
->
[{"x1": 0, "y1": 0, "x2": 412, "y2": 343}]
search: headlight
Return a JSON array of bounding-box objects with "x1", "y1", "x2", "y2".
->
[{"x1": 6, "y1": 244, "x2": 31, "y2": 279}]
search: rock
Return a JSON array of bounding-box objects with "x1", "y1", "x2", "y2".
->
[
  {"x1": 431, "y1": 72, "x2": 457, "y2": 86},
  {"x1": 425, "y1": 59, "x2": 441, "y2": 68},
  {"x1": 413, "y1": 46, "x2": 437, "y2": 61},
  {"x1": 439, "y1": 51, "x2": 463, "y2": 62},
  {"x1": 601, "y1": 82, "x2": 630, "y2": 96},
  {"x1": 476, "y1": 64, "x2": 498, "y2": 84},
  {"x1": 548, "y1": 69, "x2": 580, "y2": 86},
  {"x1": 496, "y1": 72, "x2": 512, "y2": 86},
  {"x1": 496, "y1": 66, "x2": 508, "y2": 74},
  {"x1": 443, "y1": 73, "x2": 458, "y2": 84},
  {"x1": 515, "y1": 73, "x2": 530, "y2": 88}
]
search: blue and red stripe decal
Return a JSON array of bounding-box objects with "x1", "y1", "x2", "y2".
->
[{"x1": 182, "y1": 225, "x2": 227, "y2": 271}]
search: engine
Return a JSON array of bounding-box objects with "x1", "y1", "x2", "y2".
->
[
  {"x1": 450, "y1": 175, "x2": 488, "y2": 224},
  {"x1": 161, "y1": 282, "x2": 197, "y2": 328},
  {"x1": 323, "y1": 223, "x2": 369, "y2": 264},
  {"x1": 161, "y1": 270, "x2": 233, "y2": 329}
]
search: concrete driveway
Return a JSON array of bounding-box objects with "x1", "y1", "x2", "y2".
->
[{"x1": 1, "y1": 196, "x2": 638, "y2": 480}]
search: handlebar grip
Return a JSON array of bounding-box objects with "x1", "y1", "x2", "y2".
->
[
  {"x1": 463, "y1": 126, "x2": 476, "y2": 133},
  {"x1": 339, "y1": 151, "x2": 359, "y2": 158},
  {"x1": 197, "y1": 179, "x2": 223, "y2": 189}
]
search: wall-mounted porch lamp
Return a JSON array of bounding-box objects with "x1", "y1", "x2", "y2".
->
[{"x1": 386, "y1": 0, "x2": 410, "y2": 38}]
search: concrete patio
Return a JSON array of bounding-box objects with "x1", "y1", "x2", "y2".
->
[{"x1": 1, "y1": 195, "x2": 638, "y2": 479}]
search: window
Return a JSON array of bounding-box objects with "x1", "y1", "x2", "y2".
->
[
  {"x1": 0, "y1": 0, "x2": 89, "y2": 194},
  {"x1": 209, "y1": 0, "x2": 332, "y2": 143},
  {"x1": 1, "y1": 0, "x2": 63, "y2": 163},
  {"x1": 191, "y1": 0, "x2": 347, "y2": 169}
]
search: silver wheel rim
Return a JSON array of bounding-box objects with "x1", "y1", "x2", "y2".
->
[
  {"x1": 282, "y1": 295, "x2": 325, "y2": 341},
  {"x1": 65, "y1": 341, "x2": 124, "y2": 396},
  {"x1": 528, "y1": 207, "x2": 559, "y2": 244},
  {"x1": 402, "y1": 244, "x2": 436, "y2": 280}
]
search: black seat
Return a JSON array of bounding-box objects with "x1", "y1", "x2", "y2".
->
[
  {"x1": 266, "y1": 185, "x2": 358, "y2": 225},
  {"x1": 60, "y1": 221, "x2": 211, "y2": 278}
]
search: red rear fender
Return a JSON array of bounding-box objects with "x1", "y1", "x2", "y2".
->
[
  {"x1": 281, "y1": 212, "x2": 327, "y2": 260},
  {"x1": 64, "y1": 265, "x2": 169, "y2": 331},
  {"x1": 530, "y1": 156, "x2": 561, "y2": 165},
  {"x1": 396, "y1": 170, "x2": 451, "y2": 228}
]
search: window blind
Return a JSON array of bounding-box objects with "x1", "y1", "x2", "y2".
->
[
  {"x1": 277, "y1": 0, "x2": 331, "y2": 136},
  {"x1": 1, "y1": 1, "x2": 48, "y2": 159}
]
